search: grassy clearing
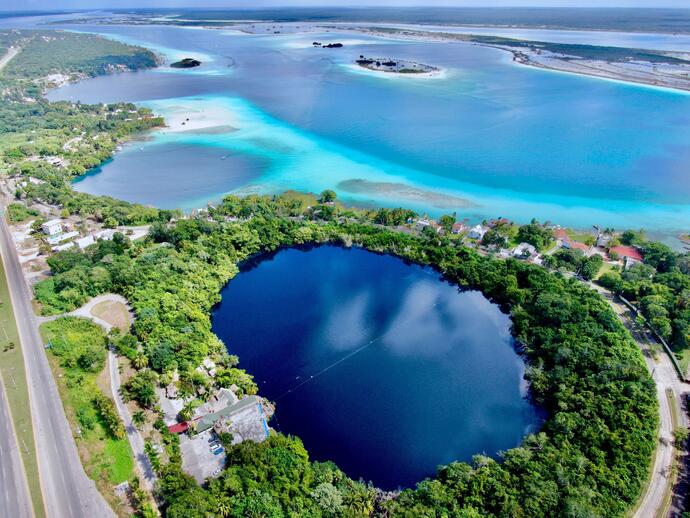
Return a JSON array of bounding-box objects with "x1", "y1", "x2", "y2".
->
[
  {"x1": 595, "y1": 261, "x2": 615, "y2": 280},
  {"x1": 566, "y1": 229, "x2": 596, "y2": 243},
  {"x1": 0, "y1": 255, "x2": 45, "y2": 517},
  {"x1": 91, "y1": 300, "x2": 131, "y2": 332},
  {"x1": 40, "y1": 317, "x2": 134, "y2": 517}
]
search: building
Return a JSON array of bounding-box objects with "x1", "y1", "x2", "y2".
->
[
  {"x1": 596, "y1": 234, "x2": 612, "y2": 248},
  {"x1": 451, "y1": 223, "x2": 466, "y2": 235},
  {"x1": 202, "y1": 358, "x2": 217, "y2": 377},
  {"x1": 513, "y1": 242, "x2": 537, "y2": 259},
  {"x1": 415, "y1": 218, "x2": 430, "y2": 231},
  {"x1": 75, "y1": 235, "x2": 96, "y2": 250},
  {"x1": 189, "y1": 388, "x2": 267, "y2": 437},
  {"x1": 94, "y1": 229, "x2": 116, "y2": 241},
  {"x1": 41, "y1": 219, "x2": 63, "y2": 236},
  {"x1": 488, "y1": 218, "x2": 510, "y2": 228},
  {"x1": 468, "y1": 225, "x2": 487, "y2": 240},
  {"x1": 428, "y1": 221, "x2": 443, "y2": 234},
  {"x1": 52, "y1": 242, "x2": 75, "y2": 252},
  {"x1": 562, "y1": 240, "x2": 591, "y2": 254},
  {"x1": 609, "y1": 245, "x2": 643, "y2": 267},
  {"x1": 46, "y1": 230, "x2": 78, "y2": 245},
  {"x1": 553, "y1": 228, "x2": 569, "y2": 241}
]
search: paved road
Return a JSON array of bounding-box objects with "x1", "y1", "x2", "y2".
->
[
  {"x1": 0, "y1": 377, "x2": 33, "y2": 518},
  {"x1": 0, "y1": 214, "x2": 115, "y2": 518},
  {"x1": 108, "y1": 347, "x2": 157, "y2": 492},
  {"x1": 587, "y1": 282, "x2": 688, "y2": 518}
]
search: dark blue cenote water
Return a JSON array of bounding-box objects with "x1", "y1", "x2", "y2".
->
[{"x1": 211, "y1": 246, "x2": 542, "y2": 489}]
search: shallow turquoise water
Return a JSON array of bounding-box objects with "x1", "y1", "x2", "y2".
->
[{"x1": 39, "y1": 23, "x2": 690, "y2": 235}]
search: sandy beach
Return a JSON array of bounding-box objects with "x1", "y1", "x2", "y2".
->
[{"x1": 151, "y1": 101, "x2": 239, "y2": 134}]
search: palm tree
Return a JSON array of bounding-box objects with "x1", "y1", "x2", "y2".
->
[
  {"x1": 133, "y1": 353, "x2": 149, "y2": 369},
  {"x1": 179, "y1": 401, "x2": 195, "y2": 422},
  {"x1": 217, "y1": 498, "x2": 231, "y2": 518},
  {"x1": 132, "y1": 410, "x2": 147, "y2": 429}
]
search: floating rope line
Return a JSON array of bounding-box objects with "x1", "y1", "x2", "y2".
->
[{"x1": 274, "y1": 301, "x2": 439, "y2": 401}]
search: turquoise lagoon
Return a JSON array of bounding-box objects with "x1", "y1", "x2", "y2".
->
[{"x1": 43, "y1": 24, "x2": 690, "y2": 236}]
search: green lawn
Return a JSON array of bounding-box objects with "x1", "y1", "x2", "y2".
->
[
  {"x1": 104, "y1": 438, "x2": 135, "y2": 484},
  {"x1": 0, "y1": 255, "x2": 45, "y2": 517},
  {"x1": 567, "y1": 229, "x2": 596, "y2": 243},
  {"x1": 41, "y1": 317, "x2": 134, "y2": 516}
]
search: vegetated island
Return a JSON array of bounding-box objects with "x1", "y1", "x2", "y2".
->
[
  {"x1": 356, "y1": 55, "x2": 439, "y2": 74},
  {"x1": 170, "y1": 57, "x2": 201, "y2": 68},
  {"x1": 312, "y1": 41, "x2": 343, "y2": 48},
  {"x1": 353, "y1": 26, "x2": 690, "y2": 91}
]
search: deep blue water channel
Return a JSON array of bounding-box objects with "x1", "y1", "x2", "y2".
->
[{"x1": 211, "y1": 246, "x2": 542, "y2": 489}]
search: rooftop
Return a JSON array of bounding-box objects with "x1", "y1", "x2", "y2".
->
[{"x1": 609, "y1": 245, "x2": 643, "y2": 262}]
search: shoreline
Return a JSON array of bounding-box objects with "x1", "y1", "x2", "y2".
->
[
  {"x1": 349, "y1": 27, "x2": 690, "y2": 93},
  {"x1": 499, "y1": 46, "x2": 690, "y2": 93}
]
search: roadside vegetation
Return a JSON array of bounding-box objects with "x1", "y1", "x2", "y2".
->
[
  {"x1": 40, "y1": 317, "x2": 135, "y2": 517},
  {"x1": 0, "y1": 258, "x2": 45, "y2": 517},
  {"x1": 596, "y1": 231, "x2": 690, "y2": 372}
]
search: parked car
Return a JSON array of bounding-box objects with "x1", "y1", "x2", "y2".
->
[{"x1": 212, "y1": 447, "x2": 224, "y2": 456}]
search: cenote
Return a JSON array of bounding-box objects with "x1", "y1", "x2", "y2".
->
[{"x1": 211, "y1": 245, "x2": 543, "y2": 489}]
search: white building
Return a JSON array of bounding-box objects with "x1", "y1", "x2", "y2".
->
[
  {"x1": 468, "y1": 225, "x2": 487, "y2": 240},
  {"x1": 415, "y1": 219, "x2": 430, "y2": 231},
  {"x1": 75, "y1": 235, "x2": 96, "y2": 250},
  {"x1": 94, "y1": 229, "x2": 115, "y2": 241},
  {"x1": 513, "y1": 242, "x2": 537, "y2": 258},
  {"x1": 41, "y1": 219, "x2": 63, "y2": 236},
  {"x1": 47, "y1": 230, "x2": 78, "y2": 245},
  {"x1": 52, "y1": 242, "x2": 75, "y2": 252}
]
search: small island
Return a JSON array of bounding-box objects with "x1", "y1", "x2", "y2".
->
[
  {"x1": 313, "y1": 42, "x2": 343, "y2": 48},
  {"x1": 356, "y1": 55, "x2": 439, "y2": 74},
  {"x1": 170, "y1": 57, "x2": 202, "y2": 69}
]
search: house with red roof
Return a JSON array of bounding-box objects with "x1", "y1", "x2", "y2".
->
[
  {"x1": 608, "y1": 245, "x2": 643, "y2": 268},
  {"x1": 565, "y1": 240, "x2": 591, "y2": 253},
  {"x1": 553, "y1": 228, "x2": 569, "y2": 241}
]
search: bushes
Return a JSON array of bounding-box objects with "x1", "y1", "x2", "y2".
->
[
  {"x1": 121, "y1": 369, "x2": 158, "y2": 408},
  {"x1": 93, "y1": 392, "x2": 125, "y2": 440},
  {"x1": 42, "y1": 317, "x2": 106, "y2": 371},
  {"x1": 6, "y1": 202, "x2": 39, "y2": 223}
]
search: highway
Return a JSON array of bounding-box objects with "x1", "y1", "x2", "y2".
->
[
  {"x1": 0, "y1": 214, "x2": 115, "y2": 518},
  {"x1": 0, "y1": 377, "x2": 33, "y2": 518}
]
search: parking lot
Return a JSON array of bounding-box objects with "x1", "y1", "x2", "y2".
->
[{"x1": 180, "y1": 430, "x2": 226, "y2": 483}]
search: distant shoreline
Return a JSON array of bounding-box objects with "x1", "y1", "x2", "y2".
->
[{"x1": 349, "y1": 26, "x2": 690, "y2": 93}]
